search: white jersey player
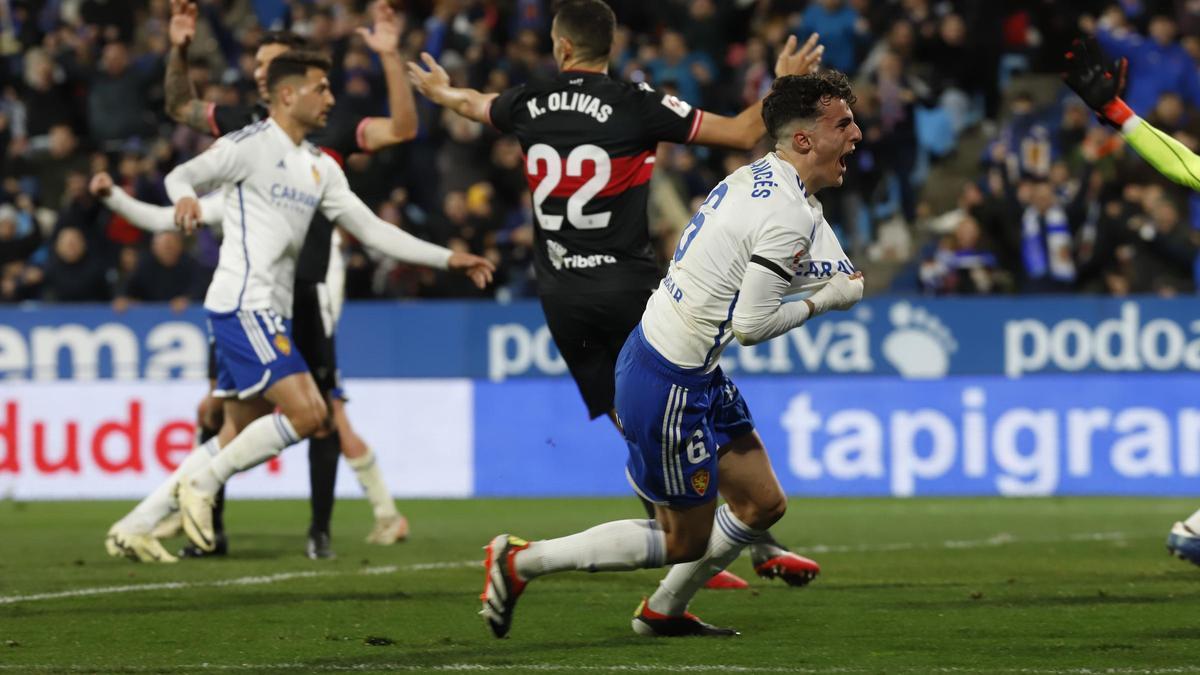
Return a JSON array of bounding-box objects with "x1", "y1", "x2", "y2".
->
[
  {"x1": 642, "y1": 153, "x2": 857, "y2": 371},
  {"x1": 105, "y1": 51, "x2": 493, "y2": 562},
  {"x1": 476, "y1": 72, "x2": 864, "y2": 639}
]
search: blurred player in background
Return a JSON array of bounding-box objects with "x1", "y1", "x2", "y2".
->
[
  {"x1": 89, "y1": 173, "x2": 412, "y2": 555},
  {"x1": 1063, "y1": 35, "x2": 1200, "y2": 568},
  {"x1": 166, "y1": 0, "x2": 416, "y2": 559},
  {"x1": 478, "y1": 72, "x2": 864, "y2": 638},
  {"x1": 104, "y1": 49, "x2": 492, "y2": 559},
  {"x1": 106, "y1": 51, "x2": 493, "y2": 562},
  {"x1": 409, "y1": 0, "x2": 823, "y2": 590}
]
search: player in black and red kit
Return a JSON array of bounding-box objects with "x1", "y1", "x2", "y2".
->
[
  {"x1": 162, "y1": 0, "x2": 416, "y2": 559},
  {"x1": 410, "y1": 0, "x2": 822, "y2": 588}
]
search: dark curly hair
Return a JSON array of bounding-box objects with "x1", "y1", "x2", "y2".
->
[{"x1": 762, "y1": 71, "x2": 857, "y2": 141}]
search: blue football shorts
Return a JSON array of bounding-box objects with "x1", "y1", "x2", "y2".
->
[
  {"x1": 208, "y1": 308, "x2": 310, "y2": 399},
  {"x1": 615, "y1": 324, "x2": 755, "y2": 507}
]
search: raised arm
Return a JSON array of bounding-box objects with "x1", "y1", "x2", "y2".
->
[
  {"x1": 406, "y1": 51, "x2": 496, "y2": 124},
  {"x1": 354, "y1": 0, "x2": 418, "y2": 148},
  {"x1": 1122, "y1": 118, "x2": 1200, "y2": 192},
  {"x1": 163, "y1": 0, "x2": 212, "y2": 132},
  {"x1": 319, "y1": 164, "x2": 495, "y2": 287},
  {"x1": 691, "y1": 34, "x2": 823, "y2": 150},
  {"x1": 1064, "y1": 36, "x2": 1200, "y2": 191}
]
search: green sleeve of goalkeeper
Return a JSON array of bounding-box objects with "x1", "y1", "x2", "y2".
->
[{"x1": 1122, "y1": 116, "x2": 1200, "y2": 192}]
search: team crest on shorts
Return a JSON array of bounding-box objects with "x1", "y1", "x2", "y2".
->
[
  {"x1": 691, "y1": 469, "x2": 710, "y2": 496},
  {"x1": 273, "y1": 333, "x2": 292, "y2": 355}
]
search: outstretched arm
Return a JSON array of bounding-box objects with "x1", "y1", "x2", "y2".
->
[
  {"x1": 1064, "y1": 36, "x2": 1200, "y2": 192},
  {"x1": 1121, "y1": 117, "x2": 1200, "y2": 192},
  {"x1": 92, "y1": 172, "x2": 224, "y2": 232},
  {"x1": 320, "y1": 165, "x2": 495, "y2": 287},
  {"x1": 407, "y1": 51, "x2": 496, "y2": 124},
  {"x1": 355, "y1": 0, "x2": 419, "y2": 149}
]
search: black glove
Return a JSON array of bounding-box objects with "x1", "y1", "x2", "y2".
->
[{"x1": 1062, "y1": 36, "x2": 1132, "y2": 126}]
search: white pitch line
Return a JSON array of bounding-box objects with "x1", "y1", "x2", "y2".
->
[
  {"x1": 0, "y1": 664, "x2": 1198, "y2": 674},
  {"x1": 0, "y1": 531, "x2": 1135, "y2": 607},
  {"x1": 0, "y1": 560, "x2": 478, "y2": 605}
]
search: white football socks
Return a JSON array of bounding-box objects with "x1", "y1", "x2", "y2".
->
[
  {"x1": 514, "y1": 519, "x2": 666, "y2": 580},
  {"x1": 193, "y1": 413, "x2": 300, "y2": 492},
  {"x1": 119, "y1": 437, "x2": 221, "y2": 533},
  {"x1": 648, "y1": 504, "x2": 763, "y2": 617},
  {"x1": 1184, "y1": 508, "x2": 1200, "y2": 533},
  {"x1": 347, "y1": 447, "x2": 398, "y2": 520}
]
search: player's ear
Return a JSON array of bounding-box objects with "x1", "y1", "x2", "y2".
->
[{"x1": 792, "y1": 128, "x2": 812, "y2": 154}]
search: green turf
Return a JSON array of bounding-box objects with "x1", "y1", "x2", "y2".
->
[{"x1": 1, "y1": 497, "x2": 1199, "y2": 674}]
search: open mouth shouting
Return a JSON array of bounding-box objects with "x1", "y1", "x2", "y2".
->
[{"x1": 838, "y1": 146, "x2": 855, "y2": 172}]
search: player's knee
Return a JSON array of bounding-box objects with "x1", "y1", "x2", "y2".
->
[
  {"x1": 749, "y1": 493, "x2": 788, "y2": 530},
  {"x1": 663, "y1": 529, "x2": 710, "y2": 564},
  {"x1": 286, "y1": 398, "x2": 328, "y2": 439},
  {"x1": 730, "y1": 491, "x2": 787, "y2": 531}
]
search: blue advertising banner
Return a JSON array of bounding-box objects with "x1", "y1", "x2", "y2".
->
[
  {"x1": 0, "y1": 296, "x2": 1198, "y2": 380},
  {"x1": 473, "y1": 373, "x2": 1200, "y2": 497}
]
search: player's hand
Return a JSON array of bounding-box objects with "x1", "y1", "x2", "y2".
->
[
  {"x1": 1062, "y1": 35, "x2": 1131, "y2": 127},
  {"x1": 774, "y1": 33, "x2": 823, "y2": 78},
  {"x1": 174, "y1": 197, "x2": 202, "y2": 234},
  {"x1": 168, "y1": 0, "x2": 198, "y2": 49},
  {"x1": 808, "y1": 270, "x2": 864, "y2": 315},
  {"x1": 89, "y1": 172, "x2": 114, "y2": 199},
  {"x1": 357, "y1": 0, "x2": 402, "y2": 56},
  {"x1": 447, "y1": 251, "x2": 496, "y2": 289},
  {"x1": 407, "y1": 52, "x2": 451, "y2": 100}
]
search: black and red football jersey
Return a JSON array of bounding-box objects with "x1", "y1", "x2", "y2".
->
[{"x1": 489, "y1": 71, "x2": 703, "y2": 296}]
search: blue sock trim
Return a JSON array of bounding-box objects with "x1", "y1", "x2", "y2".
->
[
  {"x1": 644, "y1": 519, "x2": 665, "y2": 568},
  {"x1": 715, "y1": 504, "x2": 761, "y2": 546},
  {"x1": 272, "y1": 413, "x2": 300, "y2": 445}
]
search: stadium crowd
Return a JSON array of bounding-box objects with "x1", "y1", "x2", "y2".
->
[{"x1": 0, "y1": 0, "x2": 1196, "y2": 305}]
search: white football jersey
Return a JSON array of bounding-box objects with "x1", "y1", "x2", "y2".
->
[
  {"x1": 641, "y1": 152, "x2": 856, "y2": 371},
  {"x1": 164, "y1": 118, "x2": 360, "y2": 317}
]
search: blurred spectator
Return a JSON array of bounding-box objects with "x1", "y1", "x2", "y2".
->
[
  {"x1": 31, "y1": 227, "x2": 112, "y2": 302},
  {"x1": 1020, "y1": 181, "x2": 1076, "y2": 293},
  {"x1": 10, "y1": 125, "x2": 90, "y2": 210},
  {"x1": 919, "y1": 214, "x2": 1006, "y2": 295},
  {"x1": 18, "y1": 47, "x2": 77, "y2": 138},
  {"x1": 871, "y1": 50, "x2": 931, "y2": 224},
  {"x1": 797, "y1": 0, "x2": 867, "y2": 76},
  {"x1": 86, "y1": 42, "x2": 161, "y2": 145},
  {"x1": 115, "y1": 231, "x2": 204, "y2": 313},
  {"x1": 646, "y1": 30, "x2": 714, "y2": 108},
  {"x1": 1094, "y1": 13, "x2": 1200, "y2": 115}
]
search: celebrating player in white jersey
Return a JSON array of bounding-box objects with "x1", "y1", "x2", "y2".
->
[
  {"x1": 478, "y1": 72, "x2": 864, "y2": 638},
  {"x1": 105, "y1": 51, "x2": 493, "y2": 561}
]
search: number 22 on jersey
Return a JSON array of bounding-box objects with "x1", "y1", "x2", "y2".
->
[
  {"x1": 674, "y1": 182, "x2": 728, "y2": 262},
  {"x1": 527, "y1": 143, "x2": 612, "y2": 230}
]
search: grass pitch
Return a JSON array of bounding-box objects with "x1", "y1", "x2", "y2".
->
[{"x1": 1, "y1": 497, "x2": 1199, "y2": 674}]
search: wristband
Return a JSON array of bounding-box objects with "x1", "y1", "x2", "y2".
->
[{"x1": 1101, "y1": 98, "x2": 1134, "y2": 126}]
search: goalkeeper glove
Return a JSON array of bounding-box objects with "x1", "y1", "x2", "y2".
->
[{"x1": 1062, "y1": 35, "x2": 1133, "y2": 127}]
